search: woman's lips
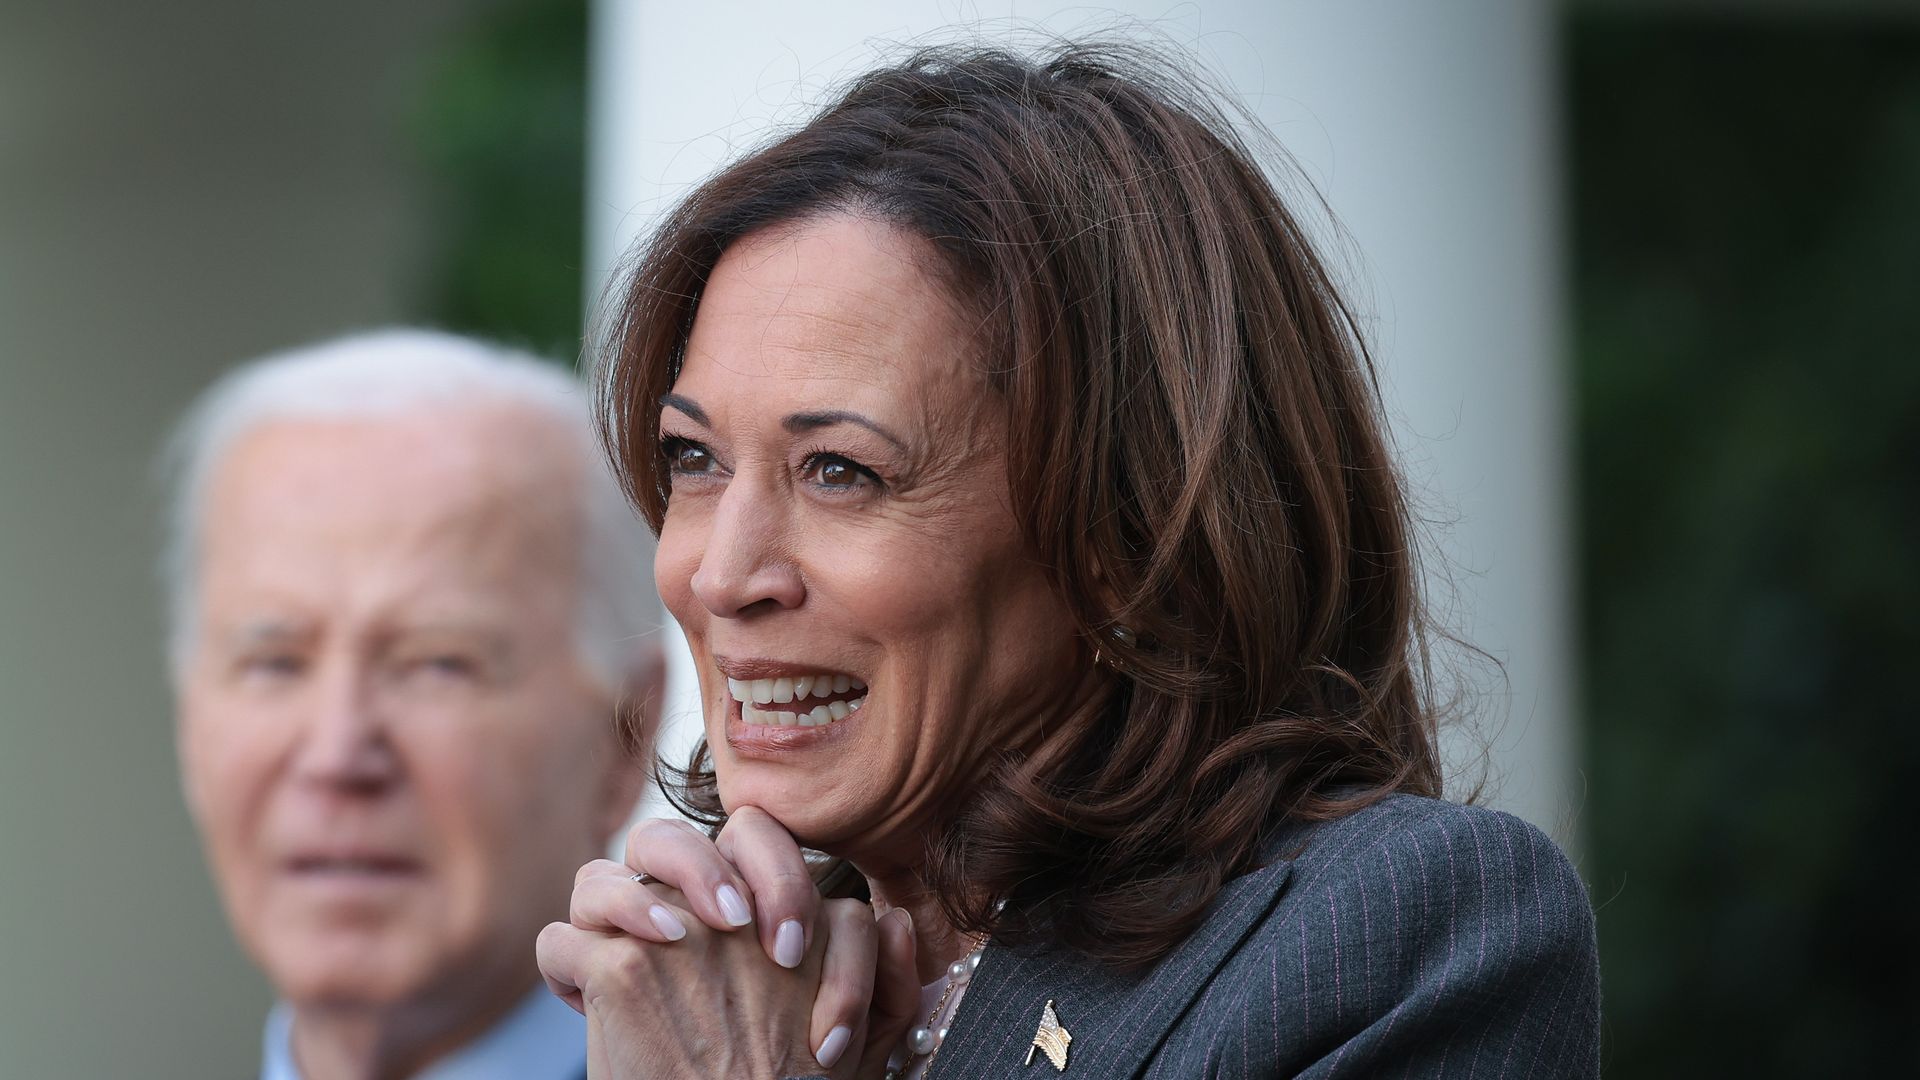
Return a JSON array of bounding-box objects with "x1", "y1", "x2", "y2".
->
[{"x1": 723, "y1": 695, "x2": 857, "y2": 755}]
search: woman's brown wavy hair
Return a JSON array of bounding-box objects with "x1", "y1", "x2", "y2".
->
[{"x1": 599, "y1": 42, "x2": 1447, "y2": 970}]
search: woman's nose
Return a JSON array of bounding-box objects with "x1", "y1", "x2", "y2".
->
[{"x1": 688, "y1": 483, "x2": 806, "y2": 618}]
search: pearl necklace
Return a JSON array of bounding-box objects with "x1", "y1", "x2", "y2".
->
[{"x1": 889, "y1": 938, "x2": 987, "y2": 1079}]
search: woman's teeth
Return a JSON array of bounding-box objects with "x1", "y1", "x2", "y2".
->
[
  {"x1": 740, "y1": 698, "x2": 862, "y2": 726},
  {"x1": 729, "y1": 674, "x2": 863, "y2": 704},
  {"x1": 726, "y1": 674, "x2": 867, "y2": 727}
]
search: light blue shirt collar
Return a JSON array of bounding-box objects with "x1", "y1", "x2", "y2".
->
[{"x1": 261, "y1": 986, "x2": 586, "y2": 1080}]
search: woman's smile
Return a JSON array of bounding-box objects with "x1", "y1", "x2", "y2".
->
[
  {"x1": 723, "y1": 668, "x2": 868, "y2": 727},
  {"x1": 717, "y1": 657, "x2": 872, "y2": 755}
]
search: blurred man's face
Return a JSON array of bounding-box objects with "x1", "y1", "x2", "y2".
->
[{"x1": 177, "y1": 408, "x2": 642, "y2": 1009}]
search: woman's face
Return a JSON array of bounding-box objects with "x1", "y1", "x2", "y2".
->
[{"x1": 654, "y1": 214, "x2": 1086, "y2": 867}]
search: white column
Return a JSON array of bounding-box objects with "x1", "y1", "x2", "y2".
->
[{"x1": 586, "y1": 1, "x2": 1574, "y2": 845}]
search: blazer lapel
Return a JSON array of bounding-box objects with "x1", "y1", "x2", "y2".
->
[{"x1": 931, "y1": 856, "x2": 1295, "y2": 1078}]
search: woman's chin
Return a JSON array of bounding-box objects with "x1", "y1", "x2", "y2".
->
[
  {"x1": 711, "y1": 699, "x2": 901, "y2": 850},
  {"x1": 714, "y1": 766, "x2": 859, "y2": 847}
]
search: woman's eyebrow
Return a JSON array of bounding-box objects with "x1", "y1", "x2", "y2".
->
[
  {"x1": 659, "y1": 393, "x2": 710, "y2": 426},
  {"x1": 783, "y1": 410, "x2": 909, "y2": 452}
]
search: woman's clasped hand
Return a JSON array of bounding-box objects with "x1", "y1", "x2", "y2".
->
[{"x1": 537, "y1": 808, "x2": 919, "y2": 1079}]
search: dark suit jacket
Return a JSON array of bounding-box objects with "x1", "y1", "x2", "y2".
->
[{"x1": 916, "y1": 795, "x2": 1598, "y2": 1078}]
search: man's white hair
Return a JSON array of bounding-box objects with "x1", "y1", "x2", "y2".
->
[{"x1": 161, "y1": 328, "x2": 660, "y2": 692}]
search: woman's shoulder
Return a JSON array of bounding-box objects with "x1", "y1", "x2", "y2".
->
[
  {"x1": 1275, "y1": 794, "x2": 1587, "y2": 908},
  {"x1": 1251, "y1": 793, "x2": 1597, "y2": 980},
  {"x1": 950, "y1": 795, "x2": 1600, "y2": 1077},
  {"x1": 1187, "y1": 795, "x2": 1602, "y2": 1074}
]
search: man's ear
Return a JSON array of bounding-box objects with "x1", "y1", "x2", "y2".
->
[{"x1": 594, "y1": 644, "x2": 667, "y2": 843}]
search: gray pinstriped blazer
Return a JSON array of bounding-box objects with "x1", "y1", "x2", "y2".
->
[{"x1": 915, "y1": 795, "x2": 1599, "y2": 1078}]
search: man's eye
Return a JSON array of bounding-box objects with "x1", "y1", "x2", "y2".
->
[
  {"x1": 394, "y1": 654, "x2": 485, "y2": 689},
  {"x1": 420, "y1": 655, "x2": 479, "y2": 679},
  {"x1": 239, "y1": 655, "x2": 304, "y2": 681},
  {"x1": 662, "y1": 437, "x2": 716, "y2": 475}
]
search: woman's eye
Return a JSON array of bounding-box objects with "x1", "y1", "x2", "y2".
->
[
  {"x1": 803, "y1": 452, "x2": 878, "y2": 491},
  {"x1": 662, "y1": 437, "x2": 715, "y2": 475}
]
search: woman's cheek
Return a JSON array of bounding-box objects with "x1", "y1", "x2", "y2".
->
[{"x1": 654, "y1": 518, "x2": 706, "y2": 626}]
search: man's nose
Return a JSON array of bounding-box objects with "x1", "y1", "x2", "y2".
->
[
  {"x1": 688, "y1": 480, "x2": 806, "y2": 618},
  {"x1": 290, "y1": 661, "x2": 400, "y2": 791}
]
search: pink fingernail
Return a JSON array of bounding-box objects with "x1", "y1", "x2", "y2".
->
[
  {"x1": 716, "y1": 884, "x2": 752, "y2": 927},
  {"x1": 774, "y1": 918, "x2": 805, "y2": 969},
  {"x1": 816, "y1": 1024, "x2": 853, "y2": 1069},
  {"x1": 649, "y1": 904, "x2": 687, "y2": 941}
]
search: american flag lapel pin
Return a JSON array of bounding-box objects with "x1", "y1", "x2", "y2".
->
[{"x1": 1025, "y1": 998, "x2": 1072, "y2": 1071}]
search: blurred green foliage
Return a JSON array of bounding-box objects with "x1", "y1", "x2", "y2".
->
[
  {"x1": 1572, "y1": 16, "x2": 1920, "y2": 1075},
  {"x1": 409, "y1": 0, "x2": 588, "y2": 362}
]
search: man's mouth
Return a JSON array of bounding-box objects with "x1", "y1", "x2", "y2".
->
[
  {"x1": 284, "y1": 854, "x2": 423, "y2": 878},
  {"x1": 725, "y1": 672, "x2": 868, "y2": 727}
]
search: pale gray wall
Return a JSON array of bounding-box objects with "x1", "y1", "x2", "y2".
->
[{"x1": 0, "y1": 3, "x2": 484, "y2": 1074}]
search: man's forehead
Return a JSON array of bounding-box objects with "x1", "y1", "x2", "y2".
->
[
  {"x1": 194, "y1": 413, "x2": 585, "y2": 608},
  {"x1": 222, "y1": 406, "x2": 575, "y2": 488},
  {"x1": 214, "y1": 410, "x2": 576, "y2": 522}
]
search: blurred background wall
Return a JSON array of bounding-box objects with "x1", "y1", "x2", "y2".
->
[{"x1": 1, "y1": 0, "x2": 1913, "y2": 1075}]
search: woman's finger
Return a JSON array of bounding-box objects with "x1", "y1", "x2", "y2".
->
[
  {"x1": 856, "y1": 907, "x2": 919, "y2": 1079},
  {"x1": 715, "y1": 805, "x2": 821, "y2": 970},
  {"x1": 574, "y1": 857, "x2": 644, "y2": 888},
  {"x1": 622, "y1": 817, "x2": 756, "y2": 933},
  {"x1": 536, "y1": 921, "x2": 595, "y2": 1013},
  {"x1": 809, "y1": 898, "x2": 879, "y2": 1072},
  {"x1": 569, "y1": 871, "x2": 695, "y2": 943}
]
